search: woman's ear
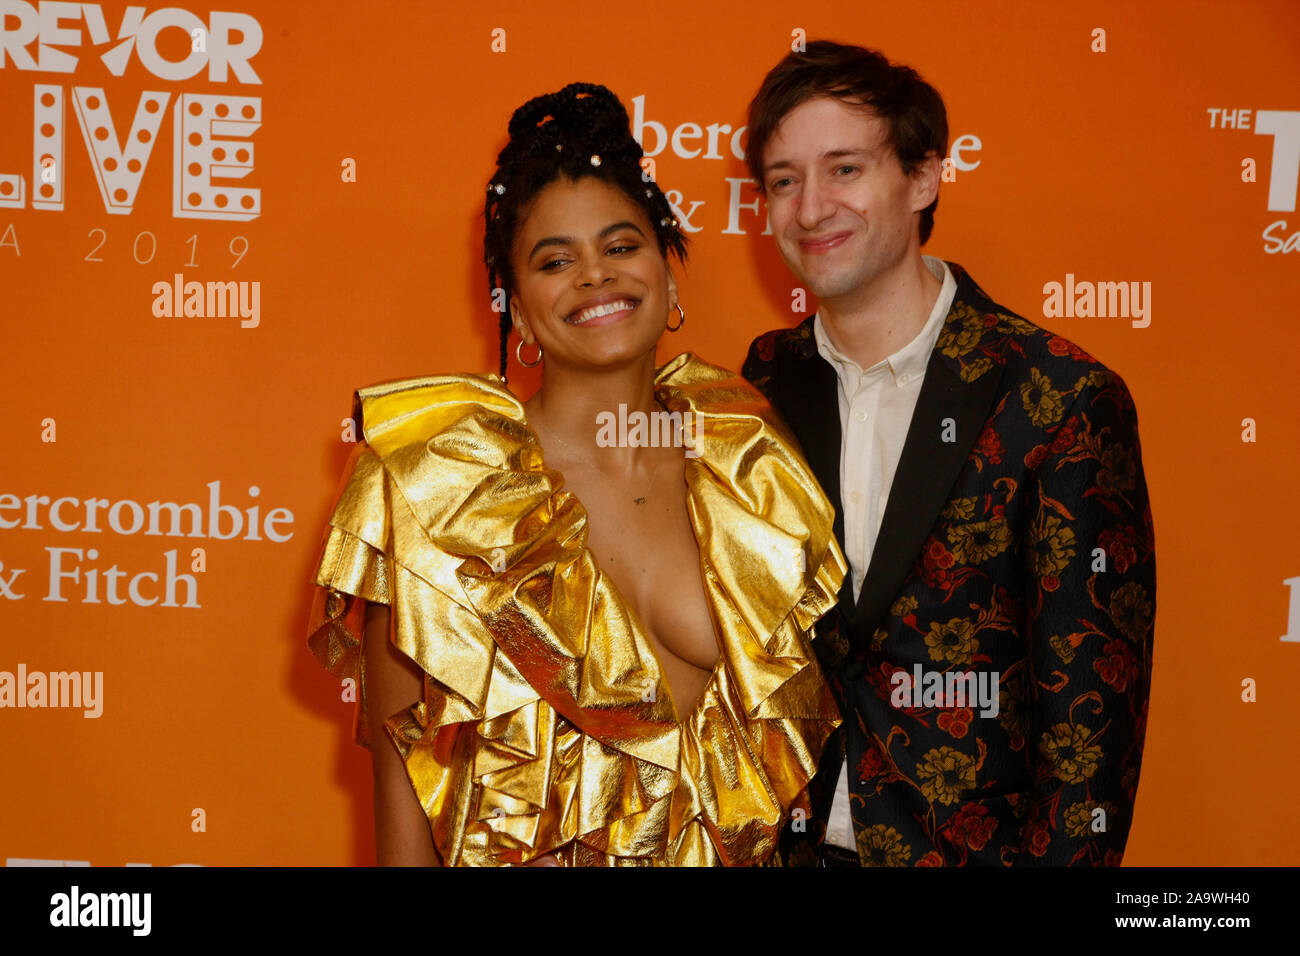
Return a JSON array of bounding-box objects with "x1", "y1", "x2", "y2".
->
[
  {"x1": 666, "y1": 269, "x2": 679, "y2": 310},
  {"x1": 511, "y1": 299, "x2": 533, "y2": 344}
]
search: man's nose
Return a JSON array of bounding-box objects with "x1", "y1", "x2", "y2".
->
[{"x1": 795, "y1": 177, "x2": 835, "y2": 231}]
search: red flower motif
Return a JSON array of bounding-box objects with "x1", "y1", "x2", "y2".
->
[
  {"x1": 916, "y1": 851, "x2": 945, "y2": 867},
  {"x1": 1094, "y1": 639, "x2": 1141, "y2": 692},
  {"x1": 1097, "y1": 526, "x2": 1138, "y2": 574},
  {"x1": 1046, "y1": 335, "x2": 1094, "y2": 363},
  {"x1": 1023, "y1": 819, "x2": 1052, "y2": 857},
  {"x1": 756, "y1": 335, "x2": 775, "y2": 362},
  {"x1": 1047, "y1": 335, "x2": 1071, "y2": 357},
  {"x1": 865, "y1": 663, "x2": 896, "y2": 700},
  {"x1": 1049, "y1": 417, "x2": 1079, "y2": 454},
  {"x1": 1104, "y1": 850, "x2": 1123, "y2": 867},
  {"x1": 1041, "y1": 574, "x2": 1060, "y2": 592},
  {"x1": 925, "y1": 539, "x2": 955, "y2": 569},
  {"x1": 992, "y1": 585, "x2": 1018, "y2": 619},
  {"x1": 856, "y1": 744, "x2": 886, "y2": 783},
  {"x1": 976, "y1": 424, "x2": 1005, "y2": 464},
  {"x1": 1024, "y1": 443, "x2": 1051, "y2": 471},
  {"x1": 920, "y1": 539, "x2": 956, "y2": 588},
  {"x1": 945, "y1": 804, "x2": 999, "y2": 851},
  {"x1": 937, "y1": 707, "x2": 973, "y2": 738}
]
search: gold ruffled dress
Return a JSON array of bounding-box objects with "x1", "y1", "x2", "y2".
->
[{"x1": 307, "y1": 352, "x2": 845, "y2": 866}]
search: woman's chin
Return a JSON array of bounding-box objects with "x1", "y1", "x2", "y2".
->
[{"x1": 551, "y1": 340, "x2": 665, "y2": 374}]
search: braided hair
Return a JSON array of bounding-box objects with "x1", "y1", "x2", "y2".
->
[{"x1": 483, "y1": 82, "x2": 689, "y2": 382}]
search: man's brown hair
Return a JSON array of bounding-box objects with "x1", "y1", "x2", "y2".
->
[{"x1": 745, "y1": 40, "x2": 948, "y2": 244}]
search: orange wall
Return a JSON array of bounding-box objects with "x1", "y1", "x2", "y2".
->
[{"x1": 1, "y1": 0, "x2": 1297, "y2": 865}]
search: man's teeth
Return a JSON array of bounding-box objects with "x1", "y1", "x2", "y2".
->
[{"x1": 572, "y1": 300, "x2": 635, "y2": 323}]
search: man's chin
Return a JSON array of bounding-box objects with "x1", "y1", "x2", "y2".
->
[
  {"x1": 776, "y1": 252, "x2": 861, "y2": 301},
  {"x1": 803, "y1": 276, "x2": 862, "y2": 303}
]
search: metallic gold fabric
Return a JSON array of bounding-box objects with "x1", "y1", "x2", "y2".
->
[{"x1": 307, "y1": 352, "x2": 846, "y2": 866}]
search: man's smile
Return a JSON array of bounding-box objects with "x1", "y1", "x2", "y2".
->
[{"x1": 798, "y1": 231, "x2": 853, "y2": 254}]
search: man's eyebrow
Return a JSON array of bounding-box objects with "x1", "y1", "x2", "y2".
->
[
  {"x1": 764, "y1": 148, "x2": 872, "y2": 176},
  {"x1": 528, "y1": 221, "x2": 648, "y2": 260}
]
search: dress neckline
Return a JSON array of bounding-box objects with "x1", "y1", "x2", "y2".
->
[{"x1": 521, "y1": 416, "x2": 723, "y2": 731}]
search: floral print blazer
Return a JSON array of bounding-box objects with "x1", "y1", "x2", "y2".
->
[{"x1": 742, "y1": 261, "x2": 1156, "y2": 866}]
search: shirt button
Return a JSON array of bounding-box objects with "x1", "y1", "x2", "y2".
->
[
  {"x1": 855, "y1": 411, "x2": 868, "y2": 422},
  {"x1": 850, "y1": 492, "x2": 861, "y2": 504}
]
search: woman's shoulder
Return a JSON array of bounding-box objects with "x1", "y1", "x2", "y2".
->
[
  {"x1": 324, "y1": 369, "x2": 548, "y2": 561},
  {"x1": 655, "y1": 350, "x2": 761, "y2": 395},
  {"x1": 655, "y1": 351, "x2": 806, "y2": 469},
  {"x1": 348, "y1": 371, "x2": 527, "y2": 459},
  {"x1": 656, "y1": 349, "x2": 789, "y2": 424},
  {"x1": 353, "y1": 369, "x2": 513, "y2": 405}
]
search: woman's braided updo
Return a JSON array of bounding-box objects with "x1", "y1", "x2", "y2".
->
[{"x1": 483, "y1": 82, "x2": 688, "y2": 381}]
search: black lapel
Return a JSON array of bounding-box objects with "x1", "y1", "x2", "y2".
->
[
  {"x1": 772, "y1": 324, "x2": 858, "y2": 618},
  {"x1": 850, "y1": 268, "x2": 1007, "y2": 638},
  {"x1": 773, "y1": 323, "x2": 845, "y2": 550}
]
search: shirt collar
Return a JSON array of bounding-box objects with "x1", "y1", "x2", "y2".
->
[{"x1": 812, "y1": 255, "x2": 957, "y2": 387}]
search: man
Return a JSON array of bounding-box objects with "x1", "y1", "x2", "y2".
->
[{"x1": 741, "y1": 41, "x2": 1156, "y2": 866}]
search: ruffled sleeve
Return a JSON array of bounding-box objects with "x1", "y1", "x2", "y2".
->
[{"x1": 306, "y1": 440, "x2": 392, "y2": 748}]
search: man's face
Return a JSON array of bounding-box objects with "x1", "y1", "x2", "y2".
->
[{"x1": 760, "y1": 96, "x2": 937, "y2": 307}]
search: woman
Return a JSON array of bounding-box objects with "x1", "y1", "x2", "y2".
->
[{"x1": 307, "y1": 83, "x2": 846, "y2": 866}]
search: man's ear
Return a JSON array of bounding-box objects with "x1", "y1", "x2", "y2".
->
[{"x1": 912, "y1": 149, "x2": 942, "y2": 212}]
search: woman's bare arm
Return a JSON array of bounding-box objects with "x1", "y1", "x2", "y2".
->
[{"x1": 363, "y1": 601, "x2": 442, "y2": 866}]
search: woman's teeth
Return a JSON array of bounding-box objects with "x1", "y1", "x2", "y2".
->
[{"x1": 570, "y1": 299, "x2": 636, "y2": 324}]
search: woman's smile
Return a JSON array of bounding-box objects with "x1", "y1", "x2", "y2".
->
[{"x1": 566, "y1": 296, "x2": 641, "y2": 326}]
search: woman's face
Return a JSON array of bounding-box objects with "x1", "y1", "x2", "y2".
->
[{"x1": 508, "y1": 175, "x2": 677, "y2": 373}]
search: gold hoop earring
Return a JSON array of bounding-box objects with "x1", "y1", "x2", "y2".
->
[
  {"x1": 667, "y1": 303, "x2": 685, "y2": 332},
  {"x1": 516, "y1": 339, "x2": 542, "y2": 368}
]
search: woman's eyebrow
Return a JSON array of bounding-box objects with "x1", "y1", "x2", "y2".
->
[{"x1": 528, "y1": 221, "x2": 647, "y2": 259}]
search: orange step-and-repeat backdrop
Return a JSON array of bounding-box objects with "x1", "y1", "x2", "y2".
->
[{"x1": 1, "y1": 0, "x2": 1297, "y2": 865}]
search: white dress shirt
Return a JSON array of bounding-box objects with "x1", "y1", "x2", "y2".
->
[{"x1": 820, "y1": 254, "x2": 958, "y2": 851}]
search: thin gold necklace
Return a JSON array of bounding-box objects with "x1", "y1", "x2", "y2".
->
[{"x1": 540, "y1": 425, "x2": 669, "y2": 505}]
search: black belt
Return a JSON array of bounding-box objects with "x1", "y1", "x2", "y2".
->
[{"x1": 818, "y1": 842, "x2": 861, "y2": 867}]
